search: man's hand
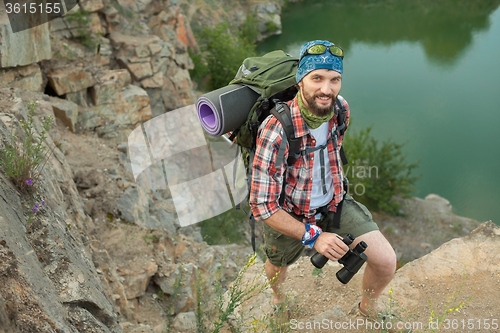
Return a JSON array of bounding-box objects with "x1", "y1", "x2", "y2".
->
[{"x1": 313, "y1": 233, "x2": 349, "y2": 261}]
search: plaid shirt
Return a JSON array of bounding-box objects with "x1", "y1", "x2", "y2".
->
[{"x1": 249, "y1": 94, "x2": 350, "y2": 224}]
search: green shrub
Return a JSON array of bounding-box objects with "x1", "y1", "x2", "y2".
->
[
  {"x1": 189, "y1": 20, "x2": 257, "y2": 91},
  {"x1": 342, "y1": 125, "x2": 421, "y2": 214},
  {"x1": 239, "y1": 13, "x2": 259, "y2": 44},
  {"x1": 188, "y1": 49, "x2": 209, "y2": 88},
  {"x1": 265, "y1": 21, "x2": 279, "y2": 34},
  {"x1": 0, "y1": 102, "x2": 52, "y2": 194},
  {"x1": 199, "y1": 208, "x2": 247, "y2": 245}
]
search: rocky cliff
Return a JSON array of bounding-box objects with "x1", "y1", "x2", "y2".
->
[
  {"x1": 0, "y1": 0, "x2": 495, "y2": 332},
  {"x1": 0, "y1": 0, "x2": 280, "y2": 331},
  {"x1": 0, "y1": 87, "x2": 254, "y2": 332}
]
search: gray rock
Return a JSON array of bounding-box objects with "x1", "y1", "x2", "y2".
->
[
  {"x1": 154, "y1": 263, "x2": 198, "y2": 314},
  {"x1": 0, "y1": 101, "x2": 122, "y2": 332},
  {"x1": 173, "y1": 312, "x2": 196, "y2": 332},
  {"x1": 146, "y1": 89, "x2": 166, "y2": 117},
  {"x1": 115, "y1": 186, "x2": 153, "y2": 226},
  {"x1": 66, "y1": 305, "x2": 113, "y2": 333},
  {"x1": 66, "y1": 89, "x2": 90, "y2": 107},
  {"x1": 51, "y1": 98, "x2": 79, "y2": 132},
  {"x1": 118, "y1": 259, "x2": 158, "y2": 300},
  {"x1": 251, "y1": 2, "x2": 282, "y2": 41},
  {"x1": 152, "y1": 208, "x2": 177, "y2": 234},
  {"x1": 0, "y1": 64, "x2": 43, "y2": 92},
  {"x1": 0, "y1": 23, "x2": 51, "y2": 68},
  {"x1": 119, "y1": 85, "x2": 152, "y2": 125},
  {"x1": 179, "y1": 225, "x2": 203, "y2": 243},
  {"x1": 90, "y1": 80, "x2": 120, "y2": 106},
  {"x1": 47, "y1": 66, "x2": 96, "y2": 96}
]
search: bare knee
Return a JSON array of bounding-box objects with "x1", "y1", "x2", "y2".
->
[
  {"x1": 265, "y1": 259, "x2": 288, "y2": 279},
  {"x1": 358, "y1": 231, "x2": 397, "y2": 275},
  {"x1": 372, "y1": 248, "x2": 397, "y2": 275}
]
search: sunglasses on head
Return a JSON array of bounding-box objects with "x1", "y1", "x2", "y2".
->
[{"x1": 299, "y1": 44, "x2": 344, "y2": 62}]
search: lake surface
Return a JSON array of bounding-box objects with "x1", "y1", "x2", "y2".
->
[{"x1": 258, "y1": 0, "x2": 500, "y2": 224}]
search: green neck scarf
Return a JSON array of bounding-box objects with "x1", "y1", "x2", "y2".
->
[{"x1": 297, "y1": 92, "x2": 335, "y2": 129}]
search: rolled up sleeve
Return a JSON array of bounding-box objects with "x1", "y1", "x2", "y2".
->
[{"x1": 249, "y1": 116, "x2": 287, "y2": 221}]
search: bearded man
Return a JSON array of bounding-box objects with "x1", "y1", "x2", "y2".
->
[{"x1": 249, "y1": 40, "x2": 398, "y2": 325}]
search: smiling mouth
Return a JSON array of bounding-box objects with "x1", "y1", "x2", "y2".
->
[{"x1": 316, "y1": 96, "x2": 332, "y2": 102}]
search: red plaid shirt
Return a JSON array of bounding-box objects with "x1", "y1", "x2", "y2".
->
[{"x1": 249, "y1": 94, "x2": 350, "y2": 224}]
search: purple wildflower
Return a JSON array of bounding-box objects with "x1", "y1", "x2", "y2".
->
[
  {"x1": 42, "y1": 201, "x2": 45, "y2": 206},
  {"x1": 32, "y1": 204, "x2": 38, "y2": 212},
  {"x1": 26, "y1": 179, "x2": 33, "y2": 186}
]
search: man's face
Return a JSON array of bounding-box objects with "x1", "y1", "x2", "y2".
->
[{"x1": 298, "y1": 69, "x2": 342, "y2": 117}]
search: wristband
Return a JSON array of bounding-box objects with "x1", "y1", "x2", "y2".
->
[{"x1": 301, "y1": 224, "x2": 323, "y2": 249}]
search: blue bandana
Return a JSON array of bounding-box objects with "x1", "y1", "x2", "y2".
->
[{"x1": 296, "y1": 40, "x2": 343, "y2": 84}]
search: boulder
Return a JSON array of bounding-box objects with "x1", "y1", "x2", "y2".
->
[
  {"x1": 66, "y1": 89, "x2": 90, "y2": 107},
  {"x1": 0, "y1": 64, "x2": 43, "y2": 92},
  {"x1": 151, "y1": 208, "x2": 177, "y2": 235},
  {"x1": 251, "y1": 2, "x2": 282, "y2": 41},
  {"x1": 154, "y1": 263, "x2": 198, "y2": 314},
  {"x1": 76, "y1": 81, "x2": 152, "y2": 141},
  {"x1": 90, "y1": 80, "x2": 120, "y2": 106},
  {"x1": 77, "y1": 106, "x2": 105, "y2": 129},
  {"x1": 140, "y1": 71, "x2": 164, "y2": 89},
  {"x1": 115, "y1": 186, "x2": 153, "y2": 226},
  {"x1": 47, "y1": 66, "x2": 96, "y2": 96},
  {"x1": 51, "y1": 98, "x2": 79, "y2": 132},
  {"x1": 0, "y1": 22, "x2": 51, "y2": 68},
  {"x1": 119, "y1": 85, "x2": 152, "y2": 125},
  {"x1": 123, "y1": 61, "x2": 153, "y2": 81},
  {"x1": 117, "y1": 260, "x2": 159, "y2": 300},
  {"x1": 100, "y1": 69, "x2": 132, "y2": 90},
  {"x1": 173, "y1": 312, "x2": 197, "y2": 332}
]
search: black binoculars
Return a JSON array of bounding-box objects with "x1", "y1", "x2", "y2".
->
[{"x1": 310, "y1": 233, "x2": 368, "y2": 284}]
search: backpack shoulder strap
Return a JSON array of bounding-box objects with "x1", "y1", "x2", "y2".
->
[
  {"x1": 270, "y1": 102, "x2": 301, "y2": 208},
  {"x1": 270, "y1": 102, "x2": 301, "y2": 166}
]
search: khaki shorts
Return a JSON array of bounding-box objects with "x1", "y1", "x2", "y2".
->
[{"x1": 263, "y1": 194, "x2": 379, "y2": 267}]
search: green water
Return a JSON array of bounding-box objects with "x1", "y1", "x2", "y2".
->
[{"x1": 258, "y1": 0, "x2": 500, "y2": 224}]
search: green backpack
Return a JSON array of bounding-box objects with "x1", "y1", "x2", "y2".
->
[
  {"x1": 224, "y1": 50, "x2": 349, "y2": 251},
  {"x1": 229, "y1": 50, "x2": 300, "y2": 149}
]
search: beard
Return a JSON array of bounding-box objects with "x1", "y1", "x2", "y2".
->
[{"x1": 301, "y1": 89, "x2": 336, "y2": 117}]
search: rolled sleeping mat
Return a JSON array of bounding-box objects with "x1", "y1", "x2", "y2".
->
[{"x1": 196, "y1": 84, "x2": 260, "y2": 136}]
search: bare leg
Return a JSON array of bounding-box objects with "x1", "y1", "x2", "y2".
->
[
  {"x1": 353, "y1": 230, "x2": 397, "y2": 314},
  {"x1": 265, "y1": 258, "x2": 289, "y2": 305}
]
